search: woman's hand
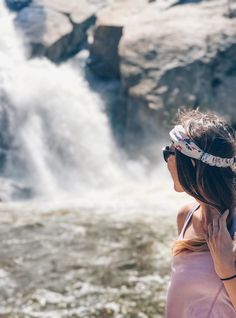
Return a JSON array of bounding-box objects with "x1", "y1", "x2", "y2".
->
[{"x1": 204, "y1": 210, "x2": 236, "y2": 279}]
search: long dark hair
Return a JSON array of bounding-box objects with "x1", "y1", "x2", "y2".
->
[{"x1": 172, "y1": 109, "x2": 236, "y2": 255}]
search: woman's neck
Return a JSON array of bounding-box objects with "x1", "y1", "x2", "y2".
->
[{"x1": 193, "y1": 201, "x2": 221, "y2": 233}]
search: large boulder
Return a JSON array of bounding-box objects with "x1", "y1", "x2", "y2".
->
[
  {"x1": 11, "y1": 0, "x2": 109, "y2": 62},
  {"x1": 89, "y1": 0, "x2": 236, "y2": 150},
  {"x1": 15, "y1": 4, "x2": 74, "y2": 61},
  {"x1": 88, "y1": 0, "x2": 152, "y2": 79},
  {"x1": 88, "y1": 25, "x2": 123, "y2": 78}
]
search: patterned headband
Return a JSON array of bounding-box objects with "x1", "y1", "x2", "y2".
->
[{"x1": 169, "y1": 125, "x2": 236, "y2": 168}]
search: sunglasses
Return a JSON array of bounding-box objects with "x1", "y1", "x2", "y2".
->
[{"x1": 162, "y1": 146, "x2": 175, "y2": 162}]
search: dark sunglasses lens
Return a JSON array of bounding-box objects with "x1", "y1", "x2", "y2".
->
[
  {"x1": 163, "y1": 146, "x2": 175, "y2": 162},
  {"x1": 163, "y1": 146, "x2": 170, "y2": 162}
]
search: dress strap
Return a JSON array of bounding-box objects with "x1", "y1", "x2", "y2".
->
[
  {"x1": 229, "y1": 206, "x2": 236, "y2": 237},
  {"x1": 178, "y1": 203, "x2": 200, "y2": 240}
]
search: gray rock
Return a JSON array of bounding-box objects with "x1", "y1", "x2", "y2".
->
[
  {"x1": 13, "y1": 0, "x2": 109, "y2": 62},
  {"x1": 88, "y1": 0, "x2": 150, "y2": 79},
  {"x1": 0, "y1": 94, "x2": 15, "y2": 172},
  {"x1": 15, "y1": 4, "x2": 73, "y2": 48},
  {"x1": 34, "y1": 0, "x2": 109, "y2": 23},
  {"x1": 90, "y1": 0, "x2": 236, "y2": 151},
  {"x1": 174, "y1": 0, "x2": 203, "y2": 5},
  {"x1": 88, "y1": 25, "x2": 123, "y2": 78},
  {"x1": 5, "y1": 0, "x2": 32, "y2": 11}
]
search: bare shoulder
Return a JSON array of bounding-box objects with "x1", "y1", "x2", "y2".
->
[{"x1": 177, "y1": 202, "x2": 196, "y2": 235}]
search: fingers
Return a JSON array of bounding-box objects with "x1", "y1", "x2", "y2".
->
[
  {"x1": 212, "y1": 217, "x2": 219, "y2": 236},
  {"x1": 207, "y1": 223, "x2": 213, "y2": 240},
  {"x1": 233, "y1": 241, "x2": 236, "y2": 253},
  {"x1": 219, "y1": 209, "x2": 229, "y2": 230},
  {"x1": 206, "y1": 217, "x2": 220, "y2": 241},
  {"x1": 234, "y1": 231, "x2": 236, "y2": 242},
  {"x1": 204, "y1": 209, "x2": 230, "y2": 243}
]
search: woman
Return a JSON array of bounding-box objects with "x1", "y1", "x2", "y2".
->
[{"x1": 163, "y1": 109, "x2": 236, "y2": 317}]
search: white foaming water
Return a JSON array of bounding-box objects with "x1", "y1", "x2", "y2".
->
[
  {"x1": 0, "y1": 2, "x2": 190, "y2": 212},
  {"x1": 0, "y1": 3, "x2": 137, "y2": 198}
]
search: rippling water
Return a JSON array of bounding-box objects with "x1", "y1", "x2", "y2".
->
[{"x1": 0, "y1": 181, "x2": 190, "y2": 318}]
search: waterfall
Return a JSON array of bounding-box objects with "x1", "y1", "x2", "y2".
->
[{"x1": 0, "y1": 1, "x2": 144, "y2": 201}]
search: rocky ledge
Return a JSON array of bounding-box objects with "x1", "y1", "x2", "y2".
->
[
  {"x1": 6, "y1": 0, "x2": 236, "y2": 151},
  {"x1": 5, "y1": 0, "x2": 109, "y2": 62},
  {"x1": 91, "y1": 0, "x2": 236, "y2": 148}
]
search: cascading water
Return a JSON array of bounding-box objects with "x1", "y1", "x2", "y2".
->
[
  {"x1": 0, "y1": 0, "x2": 189, "y2": 212},
  {"x1": 0, "y1": 1, "x2": 144, "y2": 202}
]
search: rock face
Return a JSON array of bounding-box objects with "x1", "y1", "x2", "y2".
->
[
  {"x1": 88, "y1": 25, "x2": 123, "y2": 78},
  {"x1": 89, "y1": 0, "x2": 236, "y2": 150},
  {"x1": 10, "y1": 0, "x2": 109, "y2": 62},
  {"x1": 6, "y1": 0, "x2": 236, "y2": 152},
  {"x1": 5, "y1": 0, "x2": 32, "y2": 11},
  {"x1": 15, "y1": 4, "x2": 73, "y2": 62},
  {"x1": 89, "y1": 0, "x2": 151, "y2": 79}
]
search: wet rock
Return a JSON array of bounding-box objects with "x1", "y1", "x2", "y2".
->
[
  {"x1": 88, "y1": 25, "x2": 123, "y2": 78},
  {"x1": 5, "y1": 0, "x2": 32, "y2": 11},
  {"x1": 90, "y1": 0, "x2": 236, "y2": 152},
  {"x1": 15, "y1": 4, "x2": 73, "y2": 62},
  {"x1": 88, "y1": 0, "x2": 149, "y2": 79},
  {"x1": 174, "y1": 0, "x2": 203, "y2": 4},
  {"x1": 12, "y1": 0, "x2": 108, "y2": 62},
  {"x1": 0, "y1": 96, "x2": 15, "y2": 173},
  {"x1": 0, "y1": 177, "x2": 33, "y2": 201}
]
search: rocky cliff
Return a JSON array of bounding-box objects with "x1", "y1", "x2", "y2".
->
[
  {"x1": 6, "y1": 0, "x2": 236, "y2": 151},
  {"x1": 6, "y1": 0, "x2": 109, "y2": 62},
  {"x1": 91, "y1": 0, "x2": 236, "y2": 141}
]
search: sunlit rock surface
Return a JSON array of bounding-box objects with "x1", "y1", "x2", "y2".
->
[
  {"x1": 7, "y1": 0, "x2": 236, "y2": 145},
  {"x1": 12, "y1": 0, "x2": 109, "y2": 62},
  {"x1": 91, "y1": 0, "x2": 236, "y2": 147},
  {"x1": 120, "y1": 0, "x2": 236, "y2": 124}
]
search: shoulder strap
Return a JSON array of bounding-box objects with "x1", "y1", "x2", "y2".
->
[
  {"x1": 178, "y1": 203, "x2": 200, "y2": 240},
  {"x1": 229, "y1": 206, "x2": 236, "y2": 237}
]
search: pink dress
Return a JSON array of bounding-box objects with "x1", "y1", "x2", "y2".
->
[{"x1": 165, "y1": 203, "x2": 236, "y2": 318}]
